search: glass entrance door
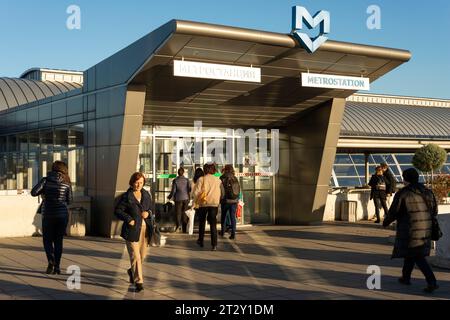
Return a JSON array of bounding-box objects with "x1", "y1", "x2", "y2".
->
[{"x1": 138, "y1": 126, "x2": 274, "y2": 225}]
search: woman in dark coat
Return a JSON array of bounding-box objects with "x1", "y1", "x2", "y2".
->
[
  {"x1": 369, "y1": 166, "x2": 389, "y2": 223},
  {"x1": 114, "y1": 172, "x2": 153, "y2": 292},
  {"x1": 31, "y1": 161, "x2": 73, "y2": 275},
  {"x1": 383, "y1": 168, "x2": 439, "y2": 293}
]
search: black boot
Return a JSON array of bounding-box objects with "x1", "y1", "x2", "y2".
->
[
  {"x1": 53, "y1": 266, "x2": 61, "y2": 275},
  {"x1": 424, "y1": 284, "x2": 439, "y2": 293},
  {"x1": 127, "y1": 268, "x2": 134, "y2": 284},
  {"x1": 135, "y1": 283, "x2": 144, "y2": 292},
  {"x1": 46, "y1": 262, "x2": 54, "y2": 275}
]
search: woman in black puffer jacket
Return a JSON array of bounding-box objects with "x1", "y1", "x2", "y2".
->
[{"x1": 31, "y1": 161, "x2": 73, "y2": 275}]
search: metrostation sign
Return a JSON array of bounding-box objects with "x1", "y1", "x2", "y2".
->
[
  {"x1": 302, "y1": 73, "x2": 371, "y2": 91},
  {"x1": 174, "y1": 60, "x2": 261, "y2": 83}
]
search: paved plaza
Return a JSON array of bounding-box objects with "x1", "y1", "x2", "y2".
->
[{"x1": 0, "y1": 222, "x2": 449, "y2": 300}]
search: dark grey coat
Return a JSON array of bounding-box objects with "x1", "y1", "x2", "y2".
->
[
  {"x1": 168, "y1": 176, "x2": 191, "y2": 202},
  {"x1": 383, "y1": 183, "x2": 437, "y2": 259}
]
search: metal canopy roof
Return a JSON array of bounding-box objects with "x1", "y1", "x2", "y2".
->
[
  {"x1": 0, "y1": 77, "x2": 82, "y2": 112},
  {"x1": 341, "y1": 102, "x2": 450, "y2": 140},
  {"x1": 121, "y1": 20, "x2": 411, "y2": 127}
]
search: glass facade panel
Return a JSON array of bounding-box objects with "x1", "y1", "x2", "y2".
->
[
  {"x1": 395, "y1": 154, "x2": 414, "y2": 164},
  {"x1": 335, "y1": 154, "x2": 353, "y2": 164},
  {"x1": 350, "y1": 154, "x2": 366, "y2": 164},
  {"x1": 0, "y1": 154, "x2": 6, "y2": 190},
  {"x1": 334, "y1": 165, "x2": 358, "y2": 176},
  {"x1": 0, "y1": 124, "x2": 86, "y2": 194},
  {"x1": 332, "y1": 153, "x2": 450, "y2": 188},
  {"x1": 0, "y1": 136, "x2": 6, "y2": 153}
]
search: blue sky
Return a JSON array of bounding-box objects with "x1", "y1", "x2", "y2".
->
[{"x1": 0, "y1": 0, "x2": 449, "y2": 98}]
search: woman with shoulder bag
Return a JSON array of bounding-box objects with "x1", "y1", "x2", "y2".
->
[{"x1": 193, "y1": 163, "x2": 224, "y2": 251}]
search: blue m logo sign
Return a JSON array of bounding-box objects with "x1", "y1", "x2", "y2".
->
[{"x1": 291, "y1": 6, "x2": 330, "y2": 53}]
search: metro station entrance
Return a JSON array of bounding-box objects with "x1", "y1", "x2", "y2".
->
[{"x1": 138, "y1": 125, "x2": 275, "y2": 225}]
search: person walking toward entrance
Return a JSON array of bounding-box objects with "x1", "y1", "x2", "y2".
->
[
  {"x1": 193, "y1": 163, "x2": 224, "y2": 251},
  {"x1": 369, "y1": 166, "x2": 389, "y2": 223},
  {"x1": 220, "y1": 165, "x2": 240, "y2": 240},
  {"x1": 31, "y1": 161, "x2": 73, "y2": 275},
  {"x1": 115, "y1": 172, "x2": 153, "y2": 292},
  {"x1": 383, "y1": 168, "x2": 439, "y2": 293},
  {"x1": 168, "y1": 167, "x2": 191, "y2": 233}
]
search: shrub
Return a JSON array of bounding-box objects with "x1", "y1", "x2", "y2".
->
[
  {"x1": 432, "y1": 174, "x2": 450, "y2": 204},
  {"x1": 412, "y1": 144, "x2": 447, "y2": 187}
]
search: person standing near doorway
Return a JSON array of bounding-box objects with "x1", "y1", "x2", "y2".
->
[
  {"x1": 383, "y1": 168, "x2": 439, "y2": 293},
  {"x1": 220, "y1": 165, "x2": 240, "y2": 240},
  {"x1": 115, "y1": 172, "x2": 153, "y2": 292},
  {"x1": 31, "y1": 161, "x2": 73, "y2": 275},
  {"x1": 369, "y1": 166, "x2": 389, "y2": 223},
  {"x1": 168, "y1": 168, "x2": 191, "y2": 233},
  {"x1": 193, "y1": 163, "x2": 224, "y2": 251},
  {"x1": 192, "y1": 167, "x2": 205, "y2": 212}
]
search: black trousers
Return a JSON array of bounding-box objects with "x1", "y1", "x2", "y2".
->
[
  {"x1": 373, "y1": 197, "x2": 388, "y2": 221},
  {"x1": 198, "y1": 207, "x2": 218, "y2": 247},
  {"x1": 42, "y1": 216, "x2": 68, "y2": 268},
  {"x1": 174, "y1": 200, "x2": 189, "y2": 232},
  {"x1": 402, "y1": 256, "x2": 437, "y2": 286}
]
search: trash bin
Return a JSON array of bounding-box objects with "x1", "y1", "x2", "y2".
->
[
  {"x1": 66, "y1": 207, "x2": 87, "y2": 237},
  {"x1": 340, "y1": 200, "x2": 358, "y2": 222}
]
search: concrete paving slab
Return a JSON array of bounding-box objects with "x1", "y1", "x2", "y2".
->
[{"x1": 0, "y1": 222, "x2": 449, "y2": 300}]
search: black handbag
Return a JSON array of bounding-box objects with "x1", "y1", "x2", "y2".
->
[
  {"x1": 420, "y1": 192, "x2": 443, "y2": 241},
  {"x1": 431, "y1": 217, "x2": 443, "y2": 241}
]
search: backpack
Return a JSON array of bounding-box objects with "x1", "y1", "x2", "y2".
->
[{"x1": 224, "y1": 175, "x2": 240, "y2": 200}]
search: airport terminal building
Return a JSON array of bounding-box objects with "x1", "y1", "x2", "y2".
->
[{"x1": 0, "y1": 20, "x2": 449, "y2": 237}]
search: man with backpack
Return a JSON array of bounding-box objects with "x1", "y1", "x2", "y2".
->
[{"x1": 220, "y1": 165, "x2": 241, "y2": 240}]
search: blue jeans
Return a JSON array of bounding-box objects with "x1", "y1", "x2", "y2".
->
[
  {"x1": 42, "y1": 216, "x2": 68, "y2": 267},
  {"x1": 221, "y1": 203, "x2": 237, "y2": 236}
]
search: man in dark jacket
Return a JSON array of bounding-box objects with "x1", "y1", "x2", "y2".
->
[
  {"x1": 168, "y1": 168, "x2": 191, "y2": 233},
  {"x1": 381, "y1": 162, "x2": 397, "y2": 196},
  {"x1": 383, "y1": 168, "x2": 439, "y2": 293},
  {"x1": 369, "y1": 166, "x2": 389, "y2": 223}
]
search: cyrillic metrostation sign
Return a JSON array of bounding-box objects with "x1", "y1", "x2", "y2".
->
[{"x1": 174, "y1": 60, "x2": 261, "y2": 83}]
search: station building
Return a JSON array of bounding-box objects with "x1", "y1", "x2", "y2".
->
[{"x1": 0, "y1": 20, "x2": 448, "y2": 237}]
